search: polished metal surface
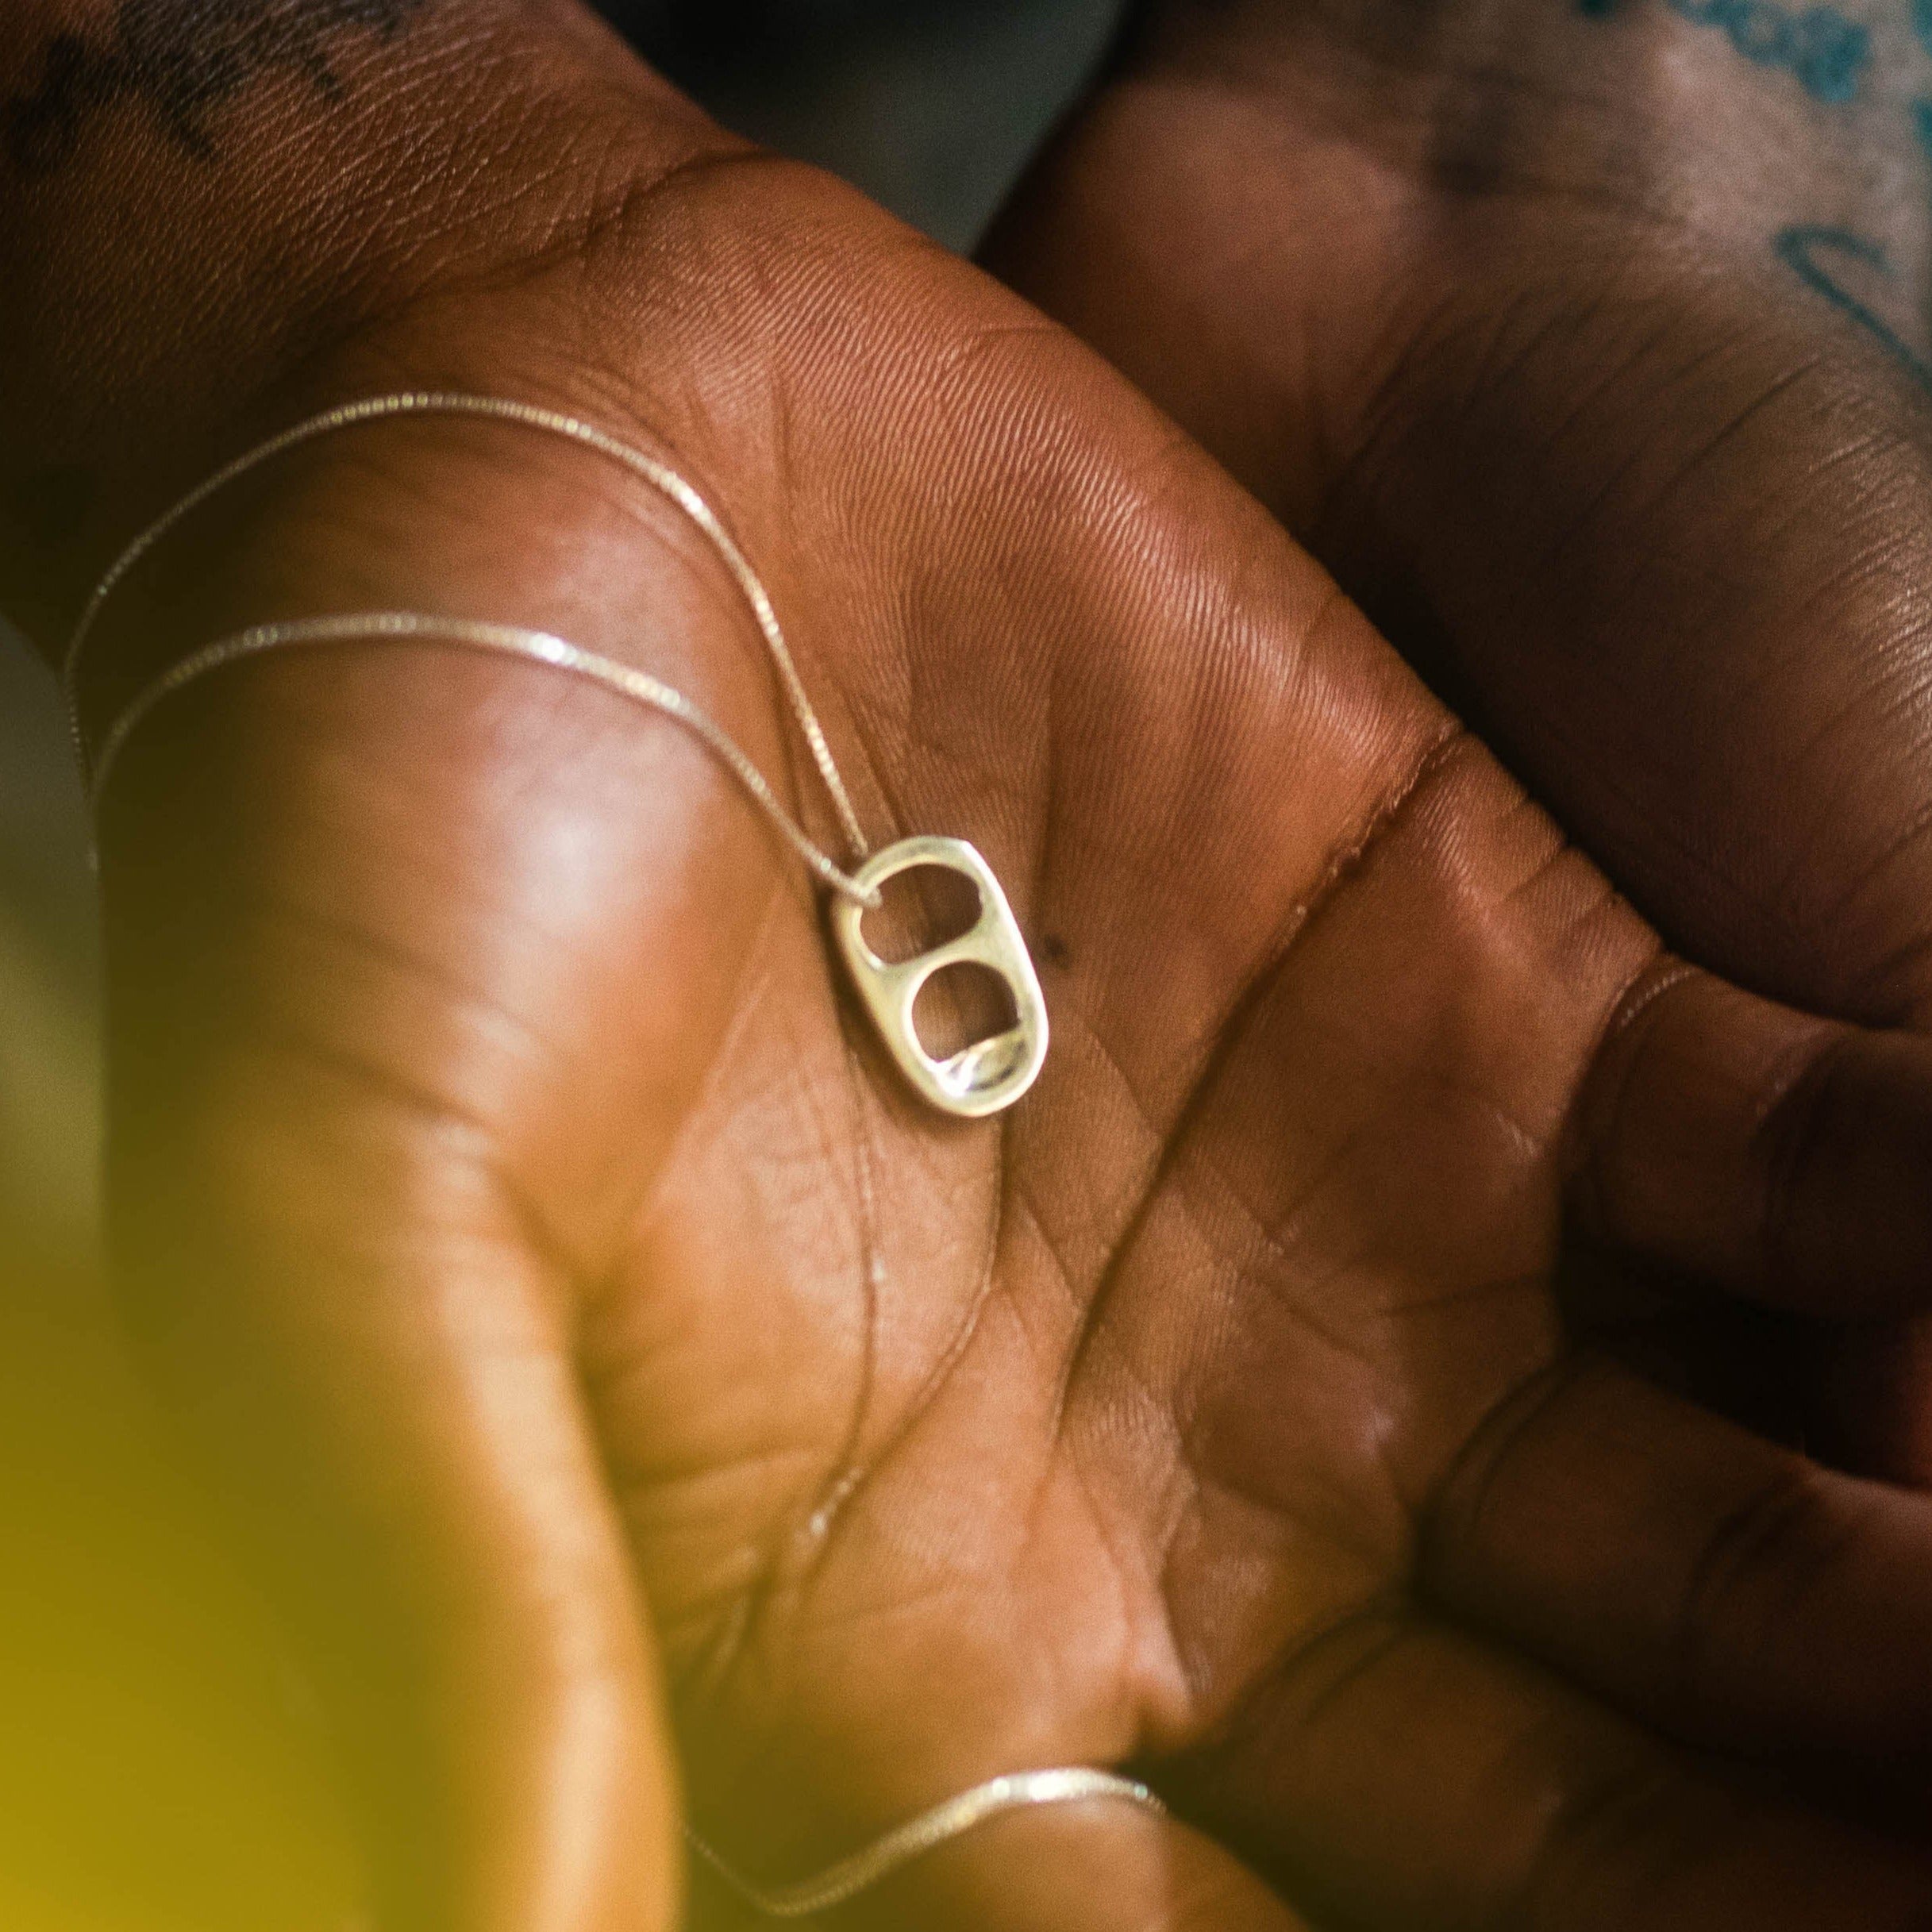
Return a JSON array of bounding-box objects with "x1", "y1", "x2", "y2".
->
[{"x1": 833, "y1": 833, "x2": 1049, "y2": 1117}]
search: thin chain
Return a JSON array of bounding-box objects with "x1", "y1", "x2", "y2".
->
[
  {"x1": 65, "y1": 392, "x2": 871, "y2": 862},
  {"x1": 88, "y1": 612, "x2": 879, "y2": 906},
  {"x1": 687, "y1": 1768, "x2": 1166, "y2": 1919}
]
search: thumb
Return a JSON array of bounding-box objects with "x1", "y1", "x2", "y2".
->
[{"x1": 105, "y1": 981, "x2": 678, "y2": 1932}]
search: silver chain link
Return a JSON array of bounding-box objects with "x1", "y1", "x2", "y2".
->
[{"x1": 67, "y1": 391, "x2": 869, "y2": 868}]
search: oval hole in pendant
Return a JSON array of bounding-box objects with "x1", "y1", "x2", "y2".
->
[
  {"x1": 912, "y1": 960, "x2": 1021, "y2": 1064},
  {"x1": 859, "y1": 862, "x2": 983, "y2": 965}
]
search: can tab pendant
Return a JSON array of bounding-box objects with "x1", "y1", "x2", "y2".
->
[{"x1": 832, "y1": 836, "x2": 1049, "y2": 1118}]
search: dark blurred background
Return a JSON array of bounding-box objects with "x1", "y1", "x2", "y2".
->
[
  {"x1": 0, "y1": 6, "x2": 1120, "y2": 1927},
  {"x1": 610, "y1": 0, "x2": 1123, "y2": 251}
]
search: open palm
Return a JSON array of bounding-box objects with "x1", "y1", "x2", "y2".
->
[{"x1": 90, "y1": 149, "x2": 1932, "y2": 1932}]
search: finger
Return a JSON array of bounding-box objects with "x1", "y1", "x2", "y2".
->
[
  {"x1": 1423, "y1": 1354, "x2": 1932, "y2": 1781},
  {"x1": 1816, "y1": 1316, "x2": 1932, "y2": 1487},
  {"x1": 1174, "y1": 1607, "x2": 1932, "y2": 1932},
  {"x1": 107, "y1": 1022, "x2": 679, "y2": 1932},
  {"x1": 1572, "y1": 960, "x2": 1932, "y2": 1316}
]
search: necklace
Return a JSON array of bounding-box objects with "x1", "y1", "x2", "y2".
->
[{"x1": 70, "y1": 392, "x2": 1049, "y2": 1118}]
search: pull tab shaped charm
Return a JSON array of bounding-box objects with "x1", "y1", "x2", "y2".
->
[{"x1": 832, "y1": 835, "x2": 1049, "y2": 1118}]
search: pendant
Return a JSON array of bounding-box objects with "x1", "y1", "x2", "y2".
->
[{"x1": 831, "y1": 835, "x2": 1049, "y2": 1118}]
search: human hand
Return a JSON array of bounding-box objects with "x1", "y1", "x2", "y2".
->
[
  {"x1": 81, "y1": 40, "x2": 1932, "y2": 1932},
  {"x1": 987, "y1": 0, "x2": 1932, "y2": 1477}
]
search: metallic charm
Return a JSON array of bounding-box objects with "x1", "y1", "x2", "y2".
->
[{"x1": 832, "y1": 834, "x2": 1049, "y2": 1118}]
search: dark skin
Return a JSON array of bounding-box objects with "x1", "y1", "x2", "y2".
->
[
  {"x1": 2, "y1": 0, "x2": 429, "y2": 171},
  {"x1": 15, "y1": 3, "x2": 1932, "y2": 1927},
  {"x1": 986, "y1": 0, "x2": 1932, "y2": 1480}
]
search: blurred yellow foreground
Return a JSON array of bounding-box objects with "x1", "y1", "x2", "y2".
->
[{"x1": 0, "y1": 631, "x2": 363, "y2": 1930}]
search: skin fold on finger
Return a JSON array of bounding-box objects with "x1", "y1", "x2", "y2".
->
[
  {"x1": 1571, "y1": 960, "x2": 1932, "y2": 1317},
  {"x1": 1421, "y1": 1354, "x2": 1932, "y2": 1783},
  {"x1": 1169, "y1": 1608, "x2": 1932, "y2": 1932}
]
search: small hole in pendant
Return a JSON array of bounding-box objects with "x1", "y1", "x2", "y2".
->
[
  {"x1": 912, "y1": 962, "x2": 1020, "y2": 1064},
  {"x1": 859, "y1": 863, "x2": 982, "y2": 965}
]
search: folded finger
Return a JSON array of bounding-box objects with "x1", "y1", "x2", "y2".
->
[
  {"x1": 1423, "y1": 1354, "x2": 1932, "y2": 1780},
  {"x1": 1573, "y1": 963, "x2": 1932, "y2": 1316},
  {"x1": 1174, "y1": 1607, "x2": 1932, "y2": 1932}
]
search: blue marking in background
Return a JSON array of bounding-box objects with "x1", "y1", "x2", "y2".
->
[
  {"x1": 1774, "y1": 225, "x2": 1932, "y2": 390},
  {"x1": 1580, "y1": 0, "x2": 1868, "y2": 104}
]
